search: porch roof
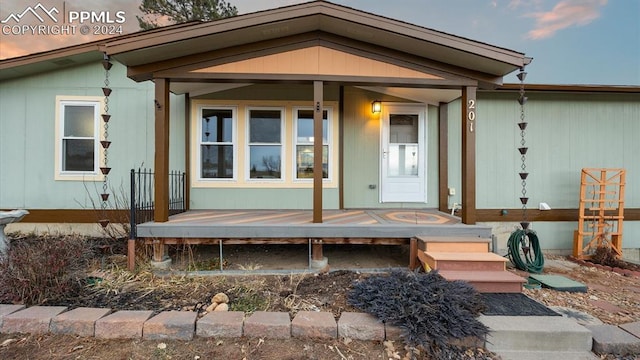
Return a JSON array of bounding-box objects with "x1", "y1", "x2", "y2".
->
[
  {"x1": 102, "y1": 1, "x2": 531, "y2": 88},
  {"x1": 1, "y1": 1, "x2": 531, "y2": 86}
]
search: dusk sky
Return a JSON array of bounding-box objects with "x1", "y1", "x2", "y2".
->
[{"x1": 1, "y1": 0, "x2": 638, "y2": 85}]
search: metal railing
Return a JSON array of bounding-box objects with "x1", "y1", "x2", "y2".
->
[{"x1": 129, "y1": 168, "x2": 186, "y2": 238}]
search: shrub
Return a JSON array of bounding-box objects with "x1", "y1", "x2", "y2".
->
[
  {"x1": 348, "y1": 270, "x2": 488, "y2": 359},
  {"x1": 591, "y1": 245, "x2": 624, "y2": 268},
  {"x1": 0, "y1": 234, "x2": 94, "y2": 305}
]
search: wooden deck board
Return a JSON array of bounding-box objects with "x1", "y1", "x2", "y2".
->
[
  {"x1": 136, "y1": 209, "x2": 491, "y2": 240},
  {"x1": 438, "y1": 270, "x2": 525, "y2": 283},
  {"x1": 424, "y1": 252, "x2": 507, "y2": 262},
  {"x1": 416, "y1": 236, "x2": 490, "y2": 243}
]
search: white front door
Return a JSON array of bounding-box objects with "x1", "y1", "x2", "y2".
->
[{"x1": 380, "y1": 104, "x2": 426, "y2": 203}]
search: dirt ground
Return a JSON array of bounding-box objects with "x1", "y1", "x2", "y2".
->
[
  {"x1": 0, "y1": 334, "x2": 389, "y2": 360},
  {"x1": 1, "y1": 242, "x2": 639, "y2": 359},
  {"x1": 518, "y1": 256, "x2": 640, "y2": 326}
]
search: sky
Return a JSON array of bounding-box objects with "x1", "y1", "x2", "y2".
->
[{"x1": 1, "y1": 0, "x2": 638, "y2": 85}]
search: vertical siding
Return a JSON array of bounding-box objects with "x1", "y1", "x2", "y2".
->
[
  {"x1": 471, "y1": 91, "x2": 639, "y2": 250},
  {"x1": 342, "y1": 87, "x2": 382, "y2": 207},
  {"x1": 426, "y1": 105, "x2": 439, "y2": 204},
  {"x1": 447, "y1": 99, "x2": 462, "y2": 207},
  {"x1": 0, "y1": 87, "x2": 27, "y2": 206},
  {"x1": 190, "y1": 188, "x2": 339, "y2": 209},
  {"x1": 475, "y1": 92, "x2": 639, "y2": 209},
  {"x1": 342, "y1": 87, "x2": 439, "y2": 208},
  {"x1": 475, "y1": 94, "x2": 520, "y2": 208},
  {"x1": 0, "y1": 61, "x2": 186, "y2": 210}
]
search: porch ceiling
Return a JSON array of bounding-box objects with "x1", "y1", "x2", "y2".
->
[
  {"x1": 105, "y1": 1, "x2": 530, "y2": 88},
  {"x1": 170, "y1": 82, "x2": 462, "y2": 103},
  {"x1": 357, "y1": 86, "x2": 462, "y2": 104}
]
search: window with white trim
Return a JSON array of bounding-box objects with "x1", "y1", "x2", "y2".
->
[
  {"x1": 200, "y1": 108, "x2": 235, "y2": 179},
  {"x1": 58, "y1": 100, "x2": 100, "y2": 176},
  {"x1": 247, "y1": 108, "x2": 283, "y2": 180},
  {"x1": 294, "y1": 108, "x2": 329, "y2": 179}
]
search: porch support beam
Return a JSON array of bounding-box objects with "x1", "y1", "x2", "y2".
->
[
  {"x1": 184, "y1": 93, "x2": 191, "y2": 211},
  {"x1": 312, "y1": 242, "x2": 324, "y2": 261},
  {"x1": 313, "y1": 80, "x2": 324, "y2": 223},
  {"x1": 461, "y1": 86, "x2": 477, "y2": 224},
  {"x1": 154, "y1": 77, "x2": 170, "y2": 223}
]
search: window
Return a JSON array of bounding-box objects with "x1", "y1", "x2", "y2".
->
[
  {"x1": 200, "y1": 108, "x2": 235, "y2": 179},
  {"x1": 295, "y1": 108, "x2": 329, "y2": 179},
  {"x1": 191, "y1": 100, "x2": 338, "y2": 189},
  {"x1": 56, "y1": 98, "x2": 101, "y2": 179},
  {"x1": 247, "y1": 108, "x2": 283, "y2": 180},
  {"x1": 388, "y1": 114, "x2": 419, "y2": 176}
]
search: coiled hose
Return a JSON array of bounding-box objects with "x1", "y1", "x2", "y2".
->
[{"x1": 507, "y1": 229, "x2": 544, "y2": 273}]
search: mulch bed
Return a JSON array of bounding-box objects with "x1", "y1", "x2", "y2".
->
[{"x1": 480, "y1": 293, "x2": 561, "y2": 316}]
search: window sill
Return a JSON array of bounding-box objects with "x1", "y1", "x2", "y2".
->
[{"x1": 55, "y1": 173, "x2": 104, "y2": 182}]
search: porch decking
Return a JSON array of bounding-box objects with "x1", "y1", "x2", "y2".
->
[{"x1": 136, "y1": 209, "x2": 491, "y2": 242}]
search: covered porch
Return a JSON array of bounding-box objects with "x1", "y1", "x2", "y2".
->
[{"x1": 104, "y1": 2, "x2": 530, "y2": 269}]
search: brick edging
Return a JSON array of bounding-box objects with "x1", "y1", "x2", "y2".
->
[
  {"x1": 567, "y1": 256, "x2": 640, "y2": 278},
  {"x1": 0, "y1": 305, "x2": 401, "y2": 342}
]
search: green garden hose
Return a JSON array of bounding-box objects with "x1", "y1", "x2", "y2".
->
[{"x1": 507, "y1": 229, "x2": 544, "y2": 273}]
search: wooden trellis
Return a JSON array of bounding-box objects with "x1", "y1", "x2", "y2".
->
[{"x1": 573, "y1": 168, "x2": 625, "y2": 260}]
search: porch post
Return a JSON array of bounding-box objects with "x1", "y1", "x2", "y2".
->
[
  {"x1": 311, "y1": 80, "x2": 325, "y2": 265},
  {"x1": 154, "y1": 78, "x2": 170, "y2": 223},
  {"x1": 313, "y1": 80, "x2": 323, "y2": 223},
  {"x1": 461, "y1": 86, "x2": 477, "y2": 224}
]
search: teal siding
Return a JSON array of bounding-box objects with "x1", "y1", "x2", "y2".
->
[
  {"x1": 342, "y1": 87, "x2": 381, "y2": 207},
  {"x1": 0, "y1": 87, "x2": 27, "y2": 206},
  {"x1": 465, "y1": 91, "x2": 640, "y2": 251},
  {"x1": 474, "y1": 92, "x2": 639, "y2": 209},
  {"x1": 447, "y1": 99, "x2": 462, "y2": 207},
  {"x1": 342, "y1": 87, "x2": 439, "y2": 208},
  {"x1": 426, "y1": 104, "x2": 439, "y2": 205},
  {"x1": 191, "y1": 188, "x2": 339, "y2": 209},
  {"x1": 524, "y1": 221, "x2": 640, "y2": 249},
  {"x1": 0, "y1": 61, "x2": 185, "y2": 210}
]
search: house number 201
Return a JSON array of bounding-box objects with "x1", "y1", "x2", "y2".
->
[{"x1": 468, "y1": 99, "x2": 476, "y2": 132}]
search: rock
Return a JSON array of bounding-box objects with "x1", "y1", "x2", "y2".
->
[
  {"x1": 212, "y1": 292, "x2": 229, "y2": 304},
  {"x1": 613, "y1": 267, "x2": 625, "y2": 274},
  {"x1": 213, "y1": 303, "x2": 229, "y2": 312},
  {"x1": 205, "y1": 303, "x2": 217, "y2": 312}
]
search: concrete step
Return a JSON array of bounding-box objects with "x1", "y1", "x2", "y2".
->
[
  {"x1": 421, "y1": 251, "x2": 507, "y2": 271},
  {"x1": 492, "y1": 350, "x2": 599, "y2": 360},
  {"x1": 416, "y1": 236, "x2": 490, "y2": 253},
  {"x1": 439, "y1": 270, "x2": 525, "y2": 293},
  {"x1": 479, "y1": 315, "x2": 592, "y2": 352}
]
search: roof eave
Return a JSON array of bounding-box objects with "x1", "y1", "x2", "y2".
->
[
  {"x1": 104, "y1": 1, "x2": 529, "y2": 77},
  {"x1": 1, "y1": 1, "x2": 530, "y2": 82},
  {"x1": 495, "y1": 83, "x2": 640, "y2": 93}
]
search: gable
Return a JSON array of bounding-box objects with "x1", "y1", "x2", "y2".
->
[
  {"x1": 191, "y1": 46, "x2": 444, "y2": 80},
  {"x1": 1, "y1": 1, "x2": 531, "y2": 86}
]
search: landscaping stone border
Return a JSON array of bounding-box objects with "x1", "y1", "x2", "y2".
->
[
  {"x1": 0, "y1": 304, "x2": 402, "y2": 342},
  {"x1": 1, "y1": 304, "x2": 639, "y2": 356},
  {"x1": 567, "y1": 257, "x2": 640, "y2": 278}
]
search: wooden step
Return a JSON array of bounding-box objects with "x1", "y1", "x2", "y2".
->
[
  {"x1": 420, "y1": 251, "x2": 507, "y2": 271},
  {"x1": 416, "y1": 236, "x2": 490, "y2": 253},
  {"x1": 439, "y1": 270, "x2": 525, "y2": 293}
]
